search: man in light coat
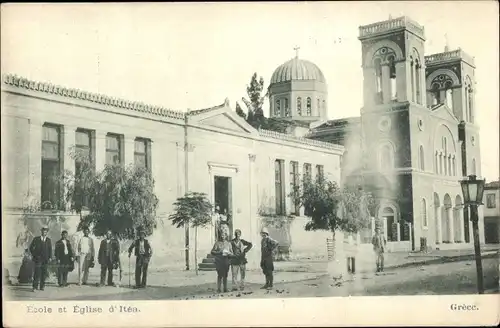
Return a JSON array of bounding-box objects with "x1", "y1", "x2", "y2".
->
[{"x1": 77, "y1": 227, "x2": 95, "y2": 285}]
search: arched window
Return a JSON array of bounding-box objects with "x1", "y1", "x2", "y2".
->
[
  {"x1": 435, "y1": 151, "x2": 439, "y2": 174},
  {"x1": 468, "y1": 87, "x2": 474, "y2": 123},
  {"x1": 379, "y1": 144, "x2": 394, "y2": 170},
  {"x1": 421, "y1": 199, "x2": 428, "y2": 227},
  {"x1": 448, "y1": 155, "x2": 453, "y2": 175},
  {"x1": 452, "y1": 156, "x2": 456, "y2": 176},
  {"x1": 471, "y1": 158, "x2": 476, "y2": 175},
  {"x1": 410, "y1": 58, "x2": 415, "y2": 102},
  {"x1": 445, "y1": 81, "x2": 453, "y2": 110},
  {"x1": 374, "y1": 58, "x2": 383, "y2": 104},
  {"x1": 415, "y1": 59, "x2": 421, "y2": 104},
  {"x1": 274, "y1": 99, "x2": 281, "y2": 116},
  {"x1": 388, "y1": 56, "x2": 397, "y2": 101},
  {"x1": 306, "y1": 97, "x2": 311, "y2": 116},
  {"x1": 297, "y1": 97, "x2": 302, "y2": 116},
  {"x1": 439, "y1": 153, "x2": 443, "y2": 175},
  {"x1": 465, "y1": 85, "x2": 470, "y2": 121},
  {"x1": 419, "y1": 145, "x2": 425, "y2": 171},
  {"x1": 284, "y1": 98, "x2": 289, "y2": 115},
  {"x1": 382, "y1": 207, "x2": 397, "y2": 242},
  {"x1": 431, "y1": 83, "x2": 440, "y2": 105}
]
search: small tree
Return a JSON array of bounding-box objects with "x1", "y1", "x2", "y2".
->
[
  {"x1": 294, "y1": 175, "x2": 375, "y2": 264},
  {"x1": 169, "y1": 192, "x2": 213, "y2": 275},
  {"x1": 235, "y1": 102, "x2": 247, "y2": 120},
  {"x1": 241, "y1": 73, "x2": 267, "y2": 129},
  {"x1": 78, "y1": 164, "x2": 160, "y2": 241}
]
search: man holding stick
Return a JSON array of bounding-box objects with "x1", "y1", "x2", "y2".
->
[{"x1": 128, "y1": 229, "x2": 153, "y2": 289}]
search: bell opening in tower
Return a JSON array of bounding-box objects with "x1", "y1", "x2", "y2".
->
[
  {"x1": 374, "y1": 58, "x2": 383, "y2": 104},
  {"x1": 389, "y1": 56, "x2": 397, "y2": 101}
]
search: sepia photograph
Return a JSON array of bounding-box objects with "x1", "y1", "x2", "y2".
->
[{"x1": 1, "y1": 1, "x2": 499, "y2": 327}]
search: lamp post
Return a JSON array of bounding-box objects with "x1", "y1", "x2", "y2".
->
[{"x1": 459, "y1": 174, "x2": 486, "y2": 294}]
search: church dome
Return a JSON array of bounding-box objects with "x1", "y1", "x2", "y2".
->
[{"x1": 270, "y1": 57, "x2": 326, "y2": 84}]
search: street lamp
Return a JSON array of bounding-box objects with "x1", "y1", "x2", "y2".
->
[{"x1": 459, "y1": 174, "x2": 486, "y2": 294}]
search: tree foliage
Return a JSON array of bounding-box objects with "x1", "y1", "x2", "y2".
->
[
  {"x1": 293, "y1": 175, "x2": 376, "y2": 234},
  {"x1": 240, "y1": 73, "x2": 298, "y2": 133},
  {"x1": 63, "y1": 147, "x2": 96, "y2": 217},
  {"x1": 66, "y1": 153, "x2": 159, "y2": 240},
  {"x1": 261, "y1": 118, "x2": 297, "y2": 133},
  {"x1": 241, "y1": 73, "x2": 267, "y2": 130},
  {"x1": 235, "y1": 102, "x2": 247, "y2": 120},
  {"x1": 169, "y1": 192, "x2": 213, "y2": 274},
  {"x1": 168, "y1": 192, "x2": 213, "y2": 229}
]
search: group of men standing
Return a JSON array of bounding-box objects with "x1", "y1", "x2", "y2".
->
[
  {"x1": 27, "y1": 226, "x2": 152, "y2": 291},
  {"x1": 211, "y1": 226, "x2": 279, "y2": 293}
]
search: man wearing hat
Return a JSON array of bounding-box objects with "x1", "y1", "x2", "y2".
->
[
  {"x1": 372, "y1": 227, "x2": 387, "y2": 273},
  {"x1": 128, "y1": 228, "x2": 153, "y2": 288},
  {"x1": 260, "y1": 227, "x2": 279, "y2": 290},
  {"x1": 77, "y1": 226, "x2": 95, "y2": 285},
  {"x1": 230, "y1": 228, "x2": 252, "y2": 291},
  {"x1": 98, "y1": 230, "x2": 120, "y2": 286},
  {"x1": 55, "y1": 230, "x2": 75, "y2": 287},
  {"x1": 29, "y1": 226, "x2": 52, "y2": 291}
]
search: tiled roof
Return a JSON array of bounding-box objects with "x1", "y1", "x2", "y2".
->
[{"x1": 2, "y1": 74, "x2": 186, "y2": 120}]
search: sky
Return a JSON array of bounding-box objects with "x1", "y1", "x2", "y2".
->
[{"x1": 1, "y1": 2, "x2": 498, "y2": 181}]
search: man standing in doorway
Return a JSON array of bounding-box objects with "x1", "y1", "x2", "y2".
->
[
  {"x1": 372, "y1": 227, "x2": 387, "y2": 273},
  {"x1": 98, "y1": 230, "x2": 120, "y2": 286},
  {"x1": 29, "y1": 227, "x2": 52, "y2": 292},
  {"x1": 77, "y1": 227, "x2": 95, "y2": 285},
  {"x1": 260, "y1": 227, "x2": 279, "y2": 290},
  {"x1": 55, "y1": 230, "x2": 74, "y2": 287},
  {"x1": 128, "y1": 229, "x2": 153, "y2": 289},
  {"x1": 230, "y1": 229, "x2": 252, "y2": 291}
]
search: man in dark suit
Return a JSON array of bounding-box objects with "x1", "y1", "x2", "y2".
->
[
  {"x1": 29, "y1": 227, "x2": 52, "y2": 292},
  {"x1": 55, "y1": 230, "x2": 74, "y2": 287},
  {"x1": 128, "y1": 229, "x2": 152, "y2": 288},
  {"x1": 98, "y1": 230, "x2": 120, "y2": 286}
]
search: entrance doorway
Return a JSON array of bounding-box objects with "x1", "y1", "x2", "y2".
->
[{"x1": 214, "y1": 176, "x2": 233, "y2": 238}]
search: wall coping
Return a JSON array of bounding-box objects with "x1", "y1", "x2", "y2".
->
[
  {"x1": 2, "y1": 74, "x2": 186, "y2": 121},
  {"x1": 2, "y1": 73, "x2": 345, "y2": 154},
  {"x1": 258, "y1": 129, "x2": 344, "y2": 151}
]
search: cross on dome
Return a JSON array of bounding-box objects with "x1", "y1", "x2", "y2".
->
[{"x1": 294, "y1": 46, "x2": 300, "y2": 58}]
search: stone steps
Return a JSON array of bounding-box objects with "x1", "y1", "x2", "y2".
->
[{"x1": 198, "y1": 254, "x2": 216, "y2": 271}]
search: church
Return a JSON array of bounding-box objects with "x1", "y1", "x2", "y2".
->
[
  {"x1": 305, "y1": 16, "x2": 485, "y2": 252},
  {"x1": 1, "y1": 15, "x2": 484, "y2": 272}
]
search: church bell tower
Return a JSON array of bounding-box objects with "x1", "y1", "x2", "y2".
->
[{"x1": 359, "y1": 16, "x2": 427, "y2": 110}]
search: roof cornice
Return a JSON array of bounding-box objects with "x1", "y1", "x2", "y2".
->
[{"x1": 2, "y1": 74, "x2": 186, "y2": 121}]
